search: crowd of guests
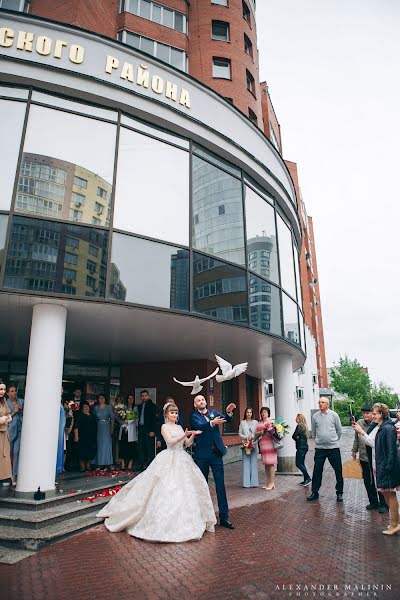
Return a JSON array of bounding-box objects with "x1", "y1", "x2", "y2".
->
[{"x1": 237, "y1": 397, "x2": 400, "y2": 537}]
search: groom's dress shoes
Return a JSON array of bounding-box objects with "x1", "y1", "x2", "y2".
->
[{"x1": 220, "y1": 519, "x2": 234, "y2": 529}]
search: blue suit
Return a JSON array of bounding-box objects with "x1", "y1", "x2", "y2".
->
[{"x1": 190, "y1": 409, "x2": 232, "y2": 521}]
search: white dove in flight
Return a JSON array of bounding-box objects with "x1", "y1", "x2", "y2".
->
[
  {"x1": 215, "y1": 355, "x2": 248, "y2": 383},
  {"x1": 173, "y1": 367, "x2": 220, "y2": 395}
]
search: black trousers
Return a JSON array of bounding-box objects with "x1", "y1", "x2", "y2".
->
[
  {"x1": 137, "y1": 427, "x2": 155, "y2": 468},
  {"x1": 312, "y1": 448, "x2": 343, "y2": 495},
  {"x1": 360, "y1": 459, "x2": 388, "y2": 508},
  {"x1": 295, "y1": 448, "x2": 310, "y2": 481}
]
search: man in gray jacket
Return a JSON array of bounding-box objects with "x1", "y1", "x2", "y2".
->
[
  {"x1": 352, "y1": 406, "x2": 388, "y2": 513},
  {"x1": 307, "y1": 397, "x2": 343, "y2": 502}
]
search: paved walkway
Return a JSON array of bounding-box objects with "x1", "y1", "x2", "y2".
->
[{"x1": 1, "y1": 428, "x2": 399, "y2": 600}]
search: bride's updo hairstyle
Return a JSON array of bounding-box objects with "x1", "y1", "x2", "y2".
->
[{"x1": 163, "y1": 402, "x2": 178, "y2": 416}]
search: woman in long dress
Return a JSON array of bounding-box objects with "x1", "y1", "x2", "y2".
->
[
  {"x1": 256, "y1": 406, "x2": 277, "y2": 490},
  {"x1": 93, "y1": 394, "x2": 114, "y2": 469},
  {"x1": 97, "y1": 402, "x2": 216, "y2": 543},
  {"x1": 238, "y1": 407, "x2": 259, "y2": 488}
]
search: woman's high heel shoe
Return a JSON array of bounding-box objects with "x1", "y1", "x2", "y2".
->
[
  {"x1": 382, "y1": 524, "x2": 400, "y2": 535},
  {"x1": 263, "y1": 484, "x2": 275, "y2": 491}
]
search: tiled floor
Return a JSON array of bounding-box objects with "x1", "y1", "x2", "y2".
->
[{"x1": 1, "y1": 428, "x2": 399, "y2": 600}]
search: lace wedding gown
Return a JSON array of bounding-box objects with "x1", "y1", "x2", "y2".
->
[{"x1": 97, "y1": 424, "x2": 216, "y2": 542}]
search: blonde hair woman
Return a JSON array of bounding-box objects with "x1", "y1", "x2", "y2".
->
[
  {"x1": 97, "y1": 403, "x2": 217, "y2": 542},
  {"x1": 292, "y1": 414, "x2": 311, "y2": 486},
  {"x1": 353, "y1": 403, "x2": 400, "y2": 535}
]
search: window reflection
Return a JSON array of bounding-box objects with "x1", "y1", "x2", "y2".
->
[
  {"x1": 193, "y1": 252, "x2": 248, "y2": 324},
  {"x1": 299, "y1": 310, "x2": 305, "y2": 351},
  {"x1": 249, "y1": 275, "x2": 281, "y2": 336},
  {"x1": 192, "y1": 155, "x2": 245, "y2": 266},
  {"x1": 245, "y1": 186, "x2": 279, "y2": 284},
  {"x1": 3, "y1": 216, "x2": 108, "y2": 297},
  {"x1": 276, "y1": 214, "x2": 296, "y2": 298},
  {"x1": 15, "y1": 106, "x2": 116, "y2": 225},
  {"x1": 108, "y1": 233, "x2": 189, "y2": 310},
  {"x1": 0, "y1": 99, "x2": 26, "y2": 210},
  {"x1": 282, "y1": 292, "x2": 300, "y2": 346},
  {"x1": 113, "y1": 128, "x2": 189, "y2": 246},
  {"x1": 293, "y1": 242, "x2": 302, "y2": 303},
  {"x1": 0, "y1": 214, "x2": 8, "y2": 274}
]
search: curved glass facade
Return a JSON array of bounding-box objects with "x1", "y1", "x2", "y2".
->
[{"x1": 0, "y1": 88, "x2": 305, "y2": 351}]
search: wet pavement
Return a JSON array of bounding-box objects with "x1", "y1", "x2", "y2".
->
[{"x1": 1, "y1": 428, "x2": 399, "y2": 600}]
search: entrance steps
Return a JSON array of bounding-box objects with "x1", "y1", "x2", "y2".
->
[{"x1": 0, "y1": 471, "x2": 135, "y2": 555}]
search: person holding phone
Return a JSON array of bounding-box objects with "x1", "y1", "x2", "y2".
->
[{"x1": 352, "y1": 406, "x2": 389, "y2": 513}]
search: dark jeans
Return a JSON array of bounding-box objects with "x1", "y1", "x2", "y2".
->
[
  {"x1": 312, "y1": 447, "x2": 343, "y2": 495},
  {"x1": 195, "y1": 453, "x2": 229, "y2": 521},
  {"x1": 360, "y1": 459, "x2": 388, "y2": 508},
  {"x1": 296, "y1": 448, "x2": 310, "y2": 481},
  {"x1": 137, "y1": 427, "x2": 155, "y2": 469}
]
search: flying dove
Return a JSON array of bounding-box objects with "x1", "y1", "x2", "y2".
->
[
  {"x1": 215, "y1": 355, "x2": 248, "y2": 383},
  {"x1": 173, "y1": 367, "x2": 219, "y2": 395}
]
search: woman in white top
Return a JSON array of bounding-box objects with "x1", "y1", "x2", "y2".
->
[
  {"x1": 238, "y1": 407, "x2": 259, "y2": 488},
  {"x1": 353, "y1": 402, "x2": 400, "y2": 536},
  {"x1": 98, "y1": 402, "x2": 216, "y2": 542}
]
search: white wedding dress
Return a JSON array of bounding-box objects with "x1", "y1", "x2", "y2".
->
[{"x1": 97, "y1": 424, "x2": 216, "y2": 542}]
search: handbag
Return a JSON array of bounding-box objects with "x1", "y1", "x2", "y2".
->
[{"x1": 273, "y1": 435, "x2": 284, "y2": 450}]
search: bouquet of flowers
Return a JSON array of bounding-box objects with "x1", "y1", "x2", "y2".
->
[
  {"x1": 114, "y1": 403, "x2": 127, "y2": 422},
  {"x1": 273, "y1": 416, "x2": 290, "y2": 440},
  {"x1": 241, "y1": 437, "x2": 254, "y2": 455},
  {"x1": 63, "y1": 400, "x2": 79, "y2": 416},
  {"x1": 125, "y1": 408, "x2": 138, "y2": 421},
  {"x1": 271, "y1": 416, "x2": 290, "y2": 449}
]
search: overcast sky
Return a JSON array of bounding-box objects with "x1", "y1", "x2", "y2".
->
[{"x1": 256, "y1": 0, "x2": 400, "y2": 392}]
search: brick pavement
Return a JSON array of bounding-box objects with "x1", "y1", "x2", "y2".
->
[{"x1": 1, "y1": 428, "x2": 399, "y2": 600}]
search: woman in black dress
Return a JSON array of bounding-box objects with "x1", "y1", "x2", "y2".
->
[
  {"x1": 118, "y1": 394, "x2": 138, "y2": 470},
  {"x1": 74, "y1": 401, "x2": 97, "y2": 472}
]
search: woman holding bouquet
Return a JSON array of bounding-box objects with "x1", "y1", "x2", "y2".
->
[
  {"x1": 118, "y1": 394, "x2": 138, "y2": 470},
  {"x1": 256, "y1": 406, "x2": 277, "y2": 490},
  {"x1": 239, "y1": 407, "x2": 259, "y2": 488}
]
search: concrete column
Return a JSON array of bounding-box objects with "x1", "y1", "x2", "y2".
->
[
  {"x1": 272, "y1": 353, "x2": 297, "y2": 473},
  {"x1": 17, "y1": 304, "x2": 67, "y2": 494}
]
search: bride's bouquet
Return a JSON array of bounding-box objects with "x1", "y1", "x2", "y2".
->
[
  {"x1": 125, "y1": 408, "x2": 138, "y2": 421},
  {"x1": 272, "y1": 416, "x2": 290, "y2": 449},
  {"x1": 114, "y1": 403, "x2": 126, "y2": 422}
]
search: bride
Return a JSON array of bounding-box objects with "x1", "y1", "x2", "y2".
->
[{"x1": 97, "y1": 402, "x2": 217, "y2": 542}]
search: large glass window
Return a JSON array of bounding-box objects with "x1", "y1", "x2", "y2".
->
[
  {"x1": 108, "y1": 233, "x2": 189, "y2": 310},
  {"x1": 0, "y1": 99, "x2": 26, "y2": 210},
  {"x1": 192, "y1": 155, "x2": 245, "y2": 266},
  {"x1": 121, "y1": 0, "x2": 187, "y2": 34},
  {"x1": 0, "y1": 214, "x2": 8, "y2": 275},
  {"x1": 249, "y1": 275, "x2": 281, "y2": 336},
  {"x1": 282, "y1": 292, "x2": 300, "y2": 346},
  {"x1": 293, "y1": 242, "x2": 302, "y2": 303},
  {"x1": 0, "y1": 0, "x2": 29, "y2": 10},
  {"x1": 120, "y1": 31, "x2": 187, "y2": 71},
  {"x1": 113, "y1": 127, "x2": 189, "y2": 245},
  {"x1": 16, "y1": 106, "x2": 116, "y2": 226},
  {"x1": 276, "y1": 214, "x2": 296, "y2": 298},
  {"x1": 3, "y1": 216, "x2": 108, "y2": 298},
  {"x1": 245, "y1": 186, "x2": 279, "y2": 284},
  {"x1": 193, "y1": 252, "x2": 248, "y2": 324}
]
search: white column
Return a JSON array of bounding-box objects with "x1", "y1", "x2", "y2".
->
[
  {"x1": 17, "y1": 304, "x2": 67, "y2": 493},
  {"x1": 273, "y1": 353, "x2": 297, "y2": 473}
]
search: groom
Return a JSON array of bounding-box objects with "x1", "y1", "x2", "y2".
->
[{"x1": 191, "y1": 395, "x2": 236, "y2": 529}]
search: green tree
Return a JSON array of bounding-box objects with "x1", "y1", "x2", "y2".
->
[
  {"x1": 330, "y1": 356, "x2": 371, "y2": 404},
  {"x1": 371, "y1": 382, "x2": 399, "y2": 408}
]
